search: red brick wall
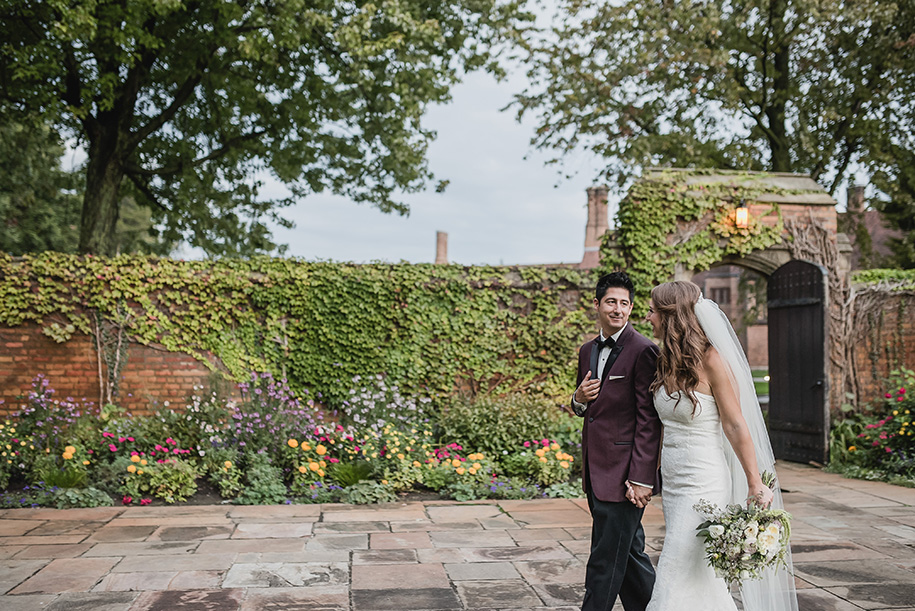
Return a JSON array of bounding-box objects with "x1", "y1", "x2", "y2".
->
[
  {"x1": 853, "y1": 293, "x2": 915, "y2": 406},
  {"x1": 0, "y1": 324, "x2": 226, "y2": 418}
]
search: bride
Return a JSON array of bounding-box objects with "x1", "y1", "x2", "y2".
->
[{"x1": 638, "y1": 281, "x2": 798, "y2": 611}]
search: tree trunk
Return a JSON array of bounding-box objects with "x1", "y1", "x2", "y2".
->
[
  {"x1": 78, "y1": 123, "x2": 126, "y2": 256},
  {"x1": 765, "y1": 0, "x2": 792, "y2": 173}
]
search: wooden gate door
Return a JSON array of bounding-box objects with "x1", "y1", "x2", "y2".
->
[{"x1": 767, "y1": 260, "x2": 829, "y2": 463}]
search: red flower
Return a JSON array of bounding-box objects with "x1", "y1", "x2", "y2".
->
[
  {"x1": 898, "y1": 397, "x2": 905, "y2": 402},
  {"x1": 140, "y1": 498, "x2": 151, "y2": 505},
  {"x1": 122, "y1": 496, "x2": 133, "y2": 505},
  {"x1": 900, "y1": 388, "x2": 907, "y2": 395},
  {"x1": 886, "y1": 393, "x2": 893, "y2": 398}
]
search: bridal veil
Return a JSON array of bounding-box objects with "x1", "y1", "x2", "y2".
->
[{"x1": 694, "y1": 297, "x2": 799, "y2": 611}]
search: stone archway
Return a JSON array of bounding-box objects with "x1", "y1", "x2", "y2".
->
[{"x1": 602, "y1": 169, "x2": 852, "y2": 430}]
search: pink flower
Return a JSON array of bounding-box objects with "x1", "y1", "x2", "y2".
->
[
  {"x1": 900, "y1": 388, "x2": 907, "y2": 395},
  {"x1": 118, "y1": 437, "x2": 126, "y2": 442},
  {"x1": 898, "y1": 397, "x2": 905, "y2": 402},
  {"x1": 140, "y1": 498, "x2": 151, "y2": 505},
  {"x1": 872, "y1": 440, "x2": 880, "y2": 446},
  {"x1": 130, "y1": 451, "x2": 139, "y2": 456},
  {"x1": 108, "y1": 444, "x2": 117, "y2": 452},
  {"x1": 523, "y1": 441, "x2": 531, "y2": 448},
  {"x1": 886, "y1": 447, "x2": 893, "y2": 453},
  {"x1": 127, "y1": 437, "x2": 135, "y2": 442},
  {"x1": 886, "y1": 393, "x2": 893, "y2": 398},
  {"x1": 122, "y1": 496, "x2": 133, "y2": 505}
]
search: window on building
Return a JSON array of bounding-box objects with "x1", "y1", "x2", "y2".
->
[{"x1": 710, "y1": 287, "x2": 731, "y2": 305}]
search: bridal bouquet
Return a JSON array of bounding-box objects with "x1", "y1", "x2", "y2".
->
[{"x1": 693, "y1": 472, "x2": 792, "y2": 586}]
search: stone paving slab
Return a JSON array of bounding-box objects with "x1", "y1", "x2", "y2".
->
[{"x1": 0, "y1": 462, "x2": 912, "y2": 610}]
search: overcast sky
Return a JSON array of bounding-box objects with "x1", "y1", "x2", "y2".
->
[{"x1": 261, "y1": 67, "x2": 607, "y2": 267}]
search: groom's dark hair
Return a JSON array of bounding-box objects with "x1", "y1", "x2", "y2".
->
[{"x1": 595, "y1": 271, "x2": 635, "y2": 302}]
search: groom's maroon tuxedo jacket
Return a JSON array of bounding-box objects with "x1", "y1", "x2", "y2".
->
[{"x1": 576, "y1": 323, "x2": 662, "y2": 503}]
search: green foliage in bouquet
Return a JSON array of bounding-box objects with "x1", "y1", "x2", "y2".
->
[{"x1": 693, "y1": 472, "x2": 792, "y2": 585}]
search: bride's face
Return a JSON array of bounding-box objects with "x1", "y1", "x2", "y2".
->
[{"x1": 646, "y1": 299, "x2": 662, "y2": 339}]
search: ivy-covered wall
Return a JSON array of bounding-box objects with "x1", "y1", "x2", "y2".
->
[{"x1": 0, "y1": 253, "x2": 597, "y2": 413}]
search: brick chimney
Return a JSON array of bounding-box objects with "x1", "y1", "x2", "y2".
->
[
  {"x1": 435, "y1": 231, "x2": 448, "y2": 264},
  {"x1": 847, "y1": 185, "x2": 865, "y2": 213},
  {"x1": 581, "y1": 186, "x2": 609, "y2": 268}
]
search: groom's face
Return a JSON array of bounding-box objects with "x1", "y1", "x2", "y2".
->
[{"x1": 593, "y1": 287, "x2": 633, "y2": 336}]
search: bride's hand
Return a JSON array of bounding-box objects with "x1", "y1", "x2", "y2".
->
[{"x1": 746, "y1": 482, "x2": 773, "y2": 509}]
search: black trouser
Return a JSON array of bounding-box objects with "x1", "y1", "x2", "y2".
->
[{"x1": 581, "y1": 484, "x2": 655, "y2": 611}]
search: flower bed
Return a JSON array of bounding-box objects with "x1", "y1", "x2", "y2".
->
[
  {"x1": 0, "y1": 373, "x2": 583, "y2": 508},
  {"x1": 827, "y1": 368, "x2": 915, "y2": 486}
]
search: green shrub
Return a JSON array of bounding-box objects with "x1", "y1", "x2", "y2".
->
[
  {"x1": 544, "y1": 478, "x2": 585, "y2": 499},
  {"x1": 122, "y1": 458, "x2": 199, "y2": 504},
  {"x1": 436, "y1": 393, "x2": 568, "y2": 457},
  {"x1": 49, "y1": 487, "x2": 113, "y2": 509},
  {"x1": 234, "y1": 453, "x2": 288, "y2": 505},
  {"x1": 499, "y1": 440, "x2": 576, "y2": 486},
  {"x1": 339, "y1": 481, "x2": 398, "y2": 504},
  {"x1": 203, "y1": 448, "x2": 243, "y2": 499},
  {"x1": 327, "y1": 461, "x2": 374, "y2": 487}
]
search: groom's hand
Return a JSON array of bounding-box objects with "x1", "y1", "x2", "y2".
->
[
  {"x1": 575, "y1": 371, "x2": 601, "y2": 404},
  {"x1": 628, "y1": 482, "x2": 653, "y2": 508}
]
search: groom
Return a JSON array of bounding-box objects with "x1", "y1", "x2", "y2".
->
[{"x1": 571, "y1": 271, "x2": 661, "y2": 611}]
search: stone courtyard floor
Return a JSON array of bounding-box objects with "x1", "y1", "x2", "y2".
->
[{"x1": 1, "y1": 462, "x2": 913, "y2": 610}]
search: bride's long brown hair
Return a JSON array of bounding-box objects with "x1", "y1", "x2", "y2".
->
[{"x1": 649, "y1": 281, "x2": 711, "y2": 414}]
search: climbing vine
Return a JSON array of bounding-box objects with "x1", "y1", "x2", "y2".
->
[
  {"x1": 0, "y1": 253, "x2": 596, "y2": 406},
  {"x1": 599, "y1": 169, "x2": 785, "y2": 314}
]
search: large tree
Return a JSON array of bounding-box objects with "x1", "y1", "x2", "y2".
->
[
  {"x1": 0, "y1": 0, "x2": 529, "y2": 256},
  {"x1": 514, "y1": 0, "x2": 914, "y2": 199}
]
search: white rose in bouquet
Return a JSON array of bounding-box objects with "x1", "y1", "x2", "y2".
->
[{"x1": 708, "y1": 524, "x2": 725, "y2": 538}]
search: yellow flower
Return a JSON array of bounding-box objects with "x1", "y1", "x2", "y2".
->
[
  {"x1": 130, "y1": 455, "x2": 141, "y2": 463},
  {"x1": 315, "y1": 444, "x2": 327, "y2": 456},
  {"x1": 298, "y1": 465, "x2": 308, "y2": 474},
  {"x1": 224, "y1": 460, "x2": 233, "y2": 468},
  {"x1": 560, "y1": 461, "x2": 570, "y2": 468},
  {"x1": 550, "y1": 443, "x2": 560, "y2": 451},
  {"x1": 309, "y1": 462, "x2": 320, "y2": 471},
  {"x1": 456, "y1": 467, "x2": 466, "y2": 475},
  {"x1": 848, "y1": 446, "x2": 857, "y2": 452},
  {"x1": 127, "y1": 465, "x2": 137, "y2": 473},
  {"x1": 287, "y1": 438, "x2": 299, "y2": 448},
  {"x1": 539, "y1": 456, "x2": 548, "y2": 463},
  {"x1": 397, "y1": 453, "x2": 405, "y2": 460},
  {"x1": 64, "y1": 445, "x2": 76, "y2": 454},
  {"x1": 82, "y1": 460, "x2": 90, "y2": 465},
  {"x1": 62, "y1": 452, "x2": 73, "y2": 460},
  {"x1": 381, "y1": 479, "x2": 388, "y2": 485},
  {"x1": 893, "y1": 410, "x2": 899, "y2": 416},
  {"x1": 535, "y1": 449, "x2": 545, "y2": 457},
  {"x1": 20, "y1": 441, "x2": 26, "y2": 446}
]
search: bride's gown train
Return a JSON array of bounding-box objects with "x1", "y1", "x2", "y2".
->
[{"x1": 647, "y1": 388, "x2": 737, "y2": 611}]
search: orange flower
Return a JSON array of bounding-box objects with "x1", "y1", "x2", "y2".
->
[
  {"x1": 64, "y1": 445, "x2": 76, "y2": 454},
  {"x1": 298, "y1": 465, "x2": 308, "y2": 474},
  {"x1": 550, "y1": 443, "x2": 560, "y2": 451},
  {"x1": 560, "y1": 461, "x2": 570, "y2": 469},
  {"x1": 456, "y1": 467, "x2": 466, "y2": 475},
  {"x1": 127, "y1": 465, "x2": 137, "y2": 473},
  {"x1": 539, "y1": 457, "x2": 548, "y2": 463},
  {"x1": 62, "y1": 452, "x2": 73, "y2": 460},
  {"x1": 315, "y1": 444, "x2": 327, "y2": 456},
  {"x1": 224, "y1": 460, "x2": 233, "y2": 468},
  {"x1": 287, "y1": 438, "x2": 299, "y2": 448},
  {"x1": 535, "y1": 449, "x2": 546, "y2": 457},
  {"x1": 130, "y1": 455, "x2": 141, "y2": 463},
  {"x1": 309, "y1": 462, "x2": 320, "y2": 471}
]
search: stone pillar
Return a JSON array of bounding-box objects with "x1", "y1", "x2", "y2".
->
[
  {"x1": 435, "y1": 231, "x2": 448, "y2": 264},
  {"x1": 581, "y1": 186, "x2": 609, "y2": 269}
]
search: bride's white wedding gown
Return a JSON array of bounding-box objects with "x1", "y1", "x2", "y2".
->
[{"x1": 647, "y1": 388, "x2": 738, "y2": 611}]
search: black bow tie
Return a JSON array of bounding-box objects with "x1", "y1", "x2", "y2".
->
[{"x1": 596, "y1": 336, "x2": 616, "y2": 351}]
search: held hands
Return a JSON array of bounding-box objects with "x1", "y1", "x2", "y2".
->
[
  {"x1": 626, "y1": 481, "x2": 653, "y2": 509},
  {"x1": 575, "y1": 370, "x2": 601, "y2": 404}
]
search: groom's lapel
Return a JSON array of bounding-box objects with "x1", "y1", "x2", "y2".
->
[
  {"x1": 589, "y1": 338, "x2": 601, "y2": 380},
  {"x1": 600, "y1": 324, "x2": 631, "y2": 382}
]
